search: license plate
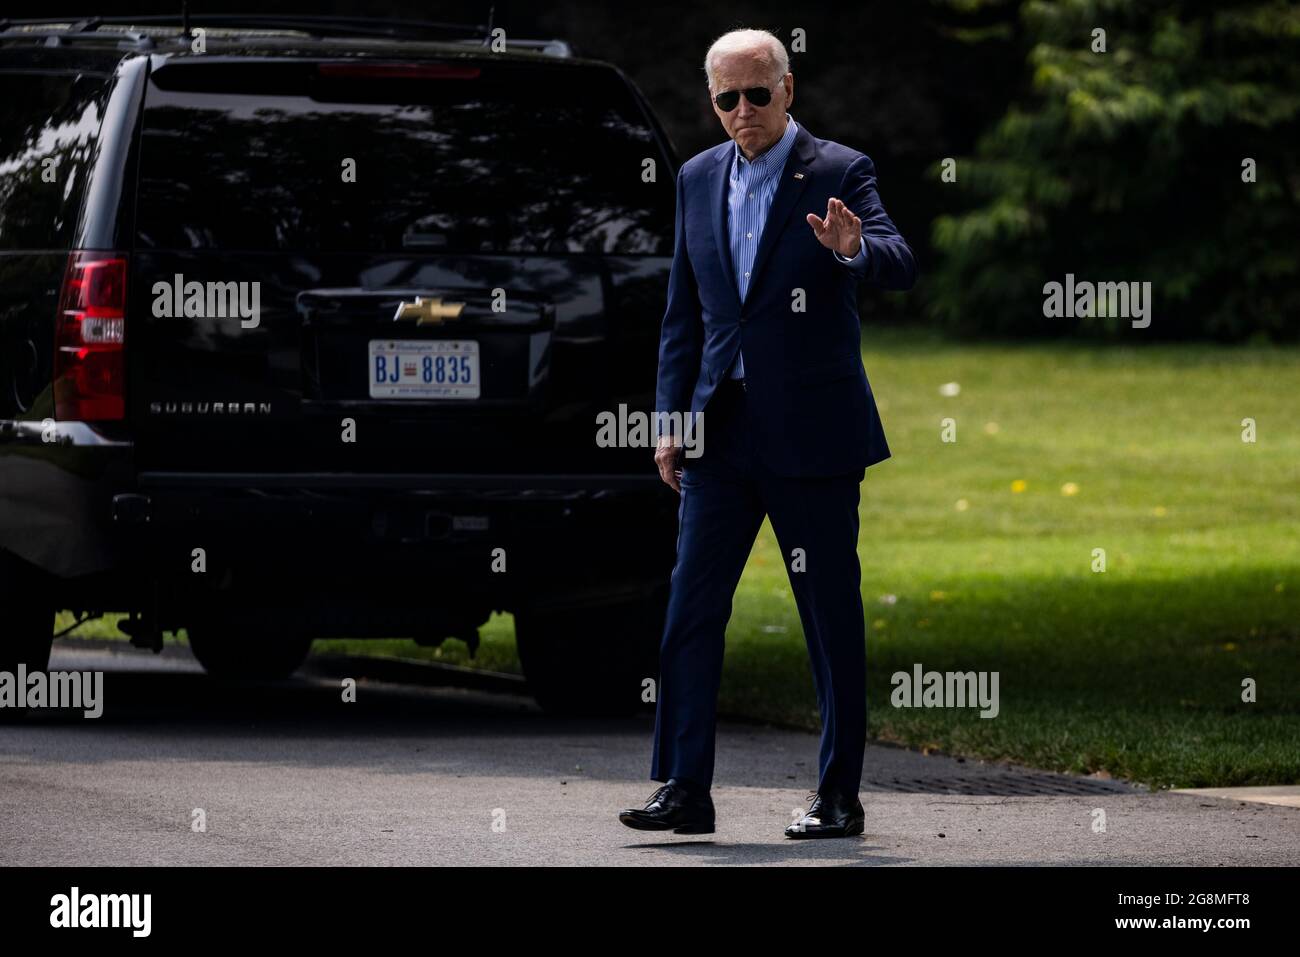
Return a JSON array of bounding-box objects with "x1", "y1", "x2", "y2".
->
[{"x1": 368, "y1": 340, "x2": 479, "y2": 399}]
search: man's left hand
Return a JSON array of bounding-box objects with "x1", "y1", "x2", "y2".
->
[{"x1": 806, "y1": 197, "x2": 861, "y2": 258}]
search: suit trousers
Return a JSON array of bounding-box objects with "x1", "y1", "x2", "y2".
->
[{"x1": 650, "y1": 375, "x2": 868, "y2": 797}]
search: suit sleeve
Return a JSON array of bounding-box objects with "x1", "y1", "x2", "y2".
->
[
  {"x1": 835, "y1": 154, "x2": 918, "y2": 290},
  {"x1": 653, "y1": 169, "x2": 704, "y2": 440}
]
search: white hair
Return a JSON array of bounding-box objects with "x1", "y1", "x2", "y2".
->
[{"x1": 703, "y1": 28, "x2": 789, "y2": 91}]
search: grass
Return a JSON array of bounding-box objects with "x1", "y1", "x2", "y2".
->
[{"x1": 58, "y1": 328, "x2": 1300, "y2": 789}]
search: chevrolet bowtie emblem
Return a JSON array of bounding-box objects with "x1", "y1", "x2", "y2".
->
[{"x1": 392, "y1": 297, "x2": 466, "y2": 325}]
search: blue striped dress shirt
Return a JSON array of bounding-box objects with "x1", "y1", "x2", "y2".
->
[{"x1": 725, "y1": 113, "x2": 866, "y2": 379}]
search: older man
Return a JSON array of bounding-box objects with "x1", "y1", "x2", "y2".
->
[{"x1": 618, "y1": 28, "x2": 917, "y2": 838}]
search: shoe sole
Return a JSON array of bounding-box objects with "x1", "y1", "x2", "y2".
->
[
  {"x1": 784, "y1": 819, "x2": 865, "y2": 839},
  {"x1": 619, "y1": 813, "x2": 715, "y2": 834}
]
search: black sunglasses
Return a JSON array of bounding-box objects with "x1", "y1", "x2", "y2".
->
[{"x1": 713, "y1": 86, "x2": 774, "y2": 112}]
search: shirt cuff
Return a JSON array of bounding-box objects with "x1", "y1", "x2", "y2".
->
[{"x1": 833, "y1": 240, "x2": 867, "y2": 264}]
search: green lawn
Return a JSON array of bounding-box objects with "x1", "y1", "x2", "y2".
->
[
  {"x1": 59, "y1": 329, "x2": 1300, "y2": 789},
  {"x1": 724, "y1": 328, "x2": 1300, "y2": 790}
]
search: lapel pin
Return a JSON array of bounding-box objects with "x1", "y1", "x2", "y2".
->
[{"x1": 793, "y1": 172, "x2": 805, "y2": 180}]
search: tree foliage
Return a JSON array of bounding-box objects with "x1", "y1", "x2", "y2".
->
[{"x1": 927, "y1": 0, "x2": 1300, "y2": 340}]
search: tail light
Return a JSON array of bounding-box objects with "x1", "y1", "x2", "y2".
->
[{"x1": 53, "y1": 251, "x2": 127, "y2": 421}]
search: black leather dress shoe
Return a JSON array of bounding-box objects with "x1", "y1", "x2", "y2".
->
[
  {"x1": 618, "y1": 778, "x2": 715, "y2": 834},
  {"x1": 785, "y1": 789, "x2": 865, "y2": 839}
]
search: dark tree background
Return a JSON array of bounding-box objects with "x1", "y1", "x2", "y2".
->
[{"x1": 927, "y1": 0, "x2": 1300, "y2": 342}]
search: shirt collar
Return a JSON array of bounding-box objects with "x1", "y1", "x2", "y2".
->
[{"x1": 733, "y1": 113, "x2": 797, "y2": 176}]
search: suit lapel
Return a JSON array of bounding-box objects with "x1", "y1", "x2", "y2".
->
[
  {"x1": 709, "y1": 145, "x2": 740, "y2": 307},
  {"x1": 745, "y1": 123, "x2": 817, "y2": 304}
]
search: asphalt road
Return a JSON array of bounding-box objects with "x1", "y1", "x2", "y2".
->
[{"x1": 1, "y1": 641, "x2": 1296, "y2": 866}]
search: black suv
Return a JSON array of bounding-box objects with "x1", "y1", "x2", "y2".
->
[{"x1": 0, "y1": 15, "x2": 680, "y2": 714}]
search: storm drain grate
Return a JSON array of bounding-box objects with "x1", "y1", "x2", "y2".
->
[{"x1": 862, "y1": 773, "x2": 1138, "y2": 797}]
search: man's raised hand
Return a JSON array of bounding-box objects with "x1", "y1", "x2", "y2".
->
[{"x1": 806, "y1": 197, "x2": 862, "y2": 259}]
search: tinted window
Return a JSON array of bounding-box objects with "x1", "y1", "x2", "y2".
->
[
  {"x1": 0, "y1": 72, "x2": 106, "y2": 250},
  {"x1": 135, "y1": 60, "x2": 675, "y2": 254}
]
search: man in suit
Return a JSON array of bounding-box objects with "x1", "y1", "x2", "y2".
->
[{"x1": 618, "y1": 28, "x2": 917, "y2": 838}]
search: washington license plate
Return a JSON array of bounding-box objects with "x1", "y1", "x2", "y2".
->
[{"x1": 368, "y1": 340, "x2": 479, "y2": 399}]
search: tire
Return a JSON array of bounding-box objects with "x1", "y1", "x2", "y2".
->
[
  {"x1": 515, "y1": 591, "x2": 666, "y2": 717},
  {"x1": 186, "y1": 611, "x2": 314, "y2": 680},
  {"x1": 0, "y1": 551, "x2": 55, "y2": 720}
]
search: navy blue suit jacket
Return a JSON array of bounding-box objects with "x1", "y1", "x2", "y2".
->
[{"x1": 654, "y1": 122, "x2": 917, "y2": 477}]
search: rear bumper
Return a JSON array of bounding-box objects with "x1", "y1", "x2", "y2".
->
[
  {"x1": 0, "y1": 423, "x2": 675, "y2": 593},
  {"x1": 0, "y1": 426, "x2": 134, "y2": 577},
  {"x1": 131, "y1": 472, "x2": 670, "y2": 547},
  {"x1": 136, "y1": 470, "x2": 664, "y2": 491},
  {"x1": 127, "y1": 474, "x2": 677, "y2": 625}
]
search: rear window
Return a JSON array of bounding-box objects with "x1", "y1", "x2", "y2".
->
[
  {"x1": 0, "y1": 72, "x2": 106, "y2": 250},
  {"x1": 135, "y1": 59, "x2": 675, "y2": 255}
]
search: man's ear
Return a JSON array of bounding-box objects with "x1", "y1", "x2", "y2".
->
[{"x1": 784, "y1": 72, "x2": 794, "y2": 109}]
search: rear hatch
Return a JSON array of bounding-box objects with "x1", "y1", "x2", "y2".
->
[{"x1": 128, "y1": 54, "x2": 674, "y2": 476}]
